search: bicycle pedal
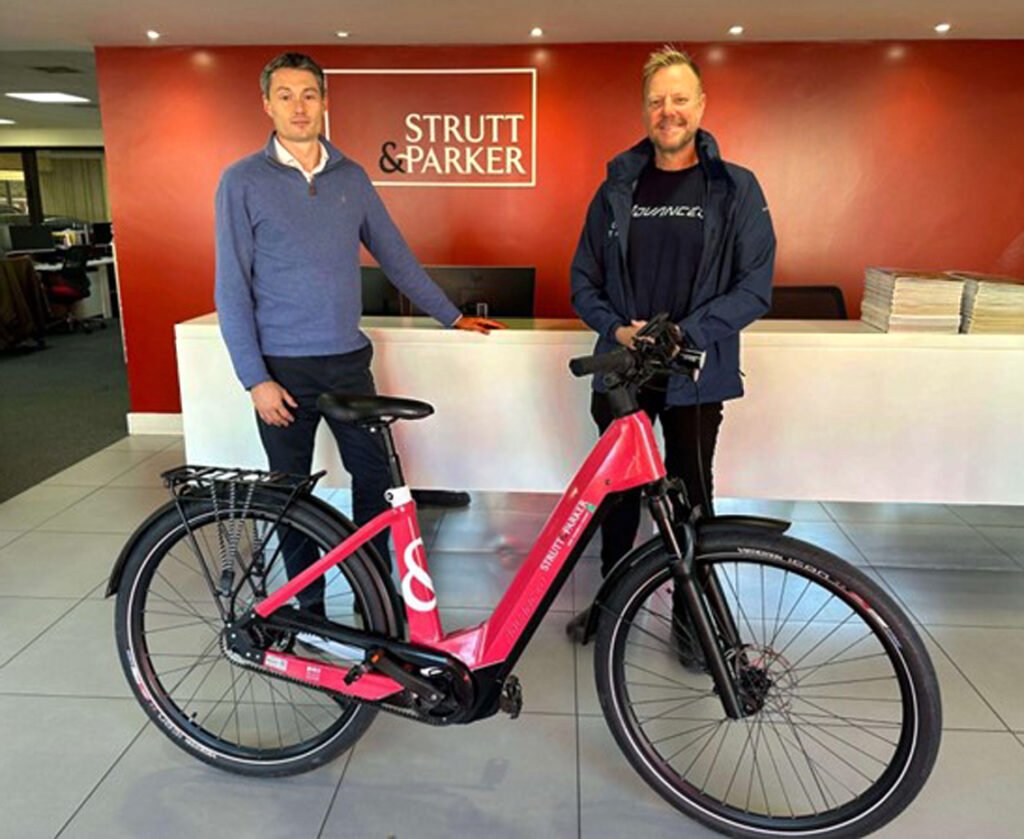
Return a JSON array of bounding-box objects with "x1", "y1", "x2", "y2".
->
[
  {"x1": 499, "y1": 675, "x2": 523, "y2": 719},
  {"x1": 343, "y1": 662, "x2": 369, "y2": 685}
]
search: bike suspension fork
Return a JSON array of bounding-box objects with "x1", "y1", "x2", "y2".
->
[{"x1": 647, "y1": 487, "x2": 745, "y2": 720}]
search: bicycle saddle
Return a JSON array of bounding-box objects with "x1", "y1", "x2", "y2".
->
[{"x1": 316, "y1": 393, "x2": 435, "y2": 424}]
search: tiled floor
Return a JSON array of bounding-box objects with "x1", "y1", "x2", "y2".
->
[{"x1": 1, "y1": 436, "x2": 1023, "y2": 838}]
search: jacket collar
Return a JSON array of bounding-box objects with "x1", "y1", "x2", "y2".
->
[
  {"x1": 262, "y1": 132, "x2": 345, "y2": 170},
  {"x1": 606, "y1": 129, "x2": 729, "y2": 187}
]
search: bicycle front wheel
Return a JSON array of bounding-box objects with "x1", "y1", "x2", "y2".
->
[
  {"x1": 115, "y1": 493, "x2": 391, "y2": 776},
  {"x1": 594, "y1": 528, "x2": 941, "y2": 837}
]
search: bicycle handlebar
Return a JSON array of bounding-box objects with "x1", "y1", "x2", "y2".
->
[{"x1": 568, "y1": 313, "x2": 706, "y2": 385}]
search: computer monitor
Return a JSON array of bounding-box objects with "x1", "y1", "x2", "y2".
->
[
  {"x1": 90, "y1": 222, "x2": 113, "y2": 246},
  {"x1": 9, "y1": 224, "x2": 56, "y2": 252},
  {"x1": 407, "y1": 266, "x2": 535, "y2": 317},
  {"x1": 360, "y1": 266, "x2": 404, "y2": 316}
]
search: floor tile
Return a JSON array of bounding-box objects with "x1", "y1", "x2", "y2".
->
[
  {"x1": 0, "y1": 596, "x2": 79, "y2": 670},
  {"x1": 35, "y1": 486, "x2": 170, "y2": 534},
  {"x1": 0, "y1": 529, "x2": 22, "y2": 549},
  {"x1": 929, "y1": 626, "x2": 1024, "y2": 729},
  {"x1": 824, "y1": 501, "x2": 961, "y2": 525},
  {"x1": 0, "y1": 531, "x2": 125, "y2": 599},
  {"x1": 0, "y1": 695, "x2": 144, "y2": 839},
  {"x1": 875, "y1": 731, "x2": 1024, "y2": 838},
  {"x1": 0, "y1": 598, "x2": 129, "y2": 698},
  {"x1": 443, "y1": 608, "x2": 576, "y2": 715},
  {"x1": 61, "y1": 723, "x2": 345, "y2": 839},
  {"x1": 878, "y1": 568, "x2": 1024, "y2": 628},
  {"x1": 715, "y1": 497, "x2": 832, "y2": 522},
  {"x1": 432, "y1": 508, "x2": 550, "y2": 554},
  {"x1": 0, "y1": 484, "x2": 96, "y2": 530},
  {"x1": 980, "y1": 526, "x2": 1024, "y2": 565},
  {"x1": 840, "y1": 523, "x2": 1017, "y2": 570},
  {"x1": 786, "y1": 520, "x2": 867, "y2": 564},
  {"x1": 430, "y1": 550, "x2": 573, "y2": 613},
  {"x1": 41, "y1": 448, "x2": 156, "y2": 487},
  {"x1": 578, "y1": 715, "x2": 719, "y2": 838},
  {"x1": 325, "y1": 712, "x2": 578, "y2": 838},
  {"x1": 949, "y1": 505, "x2": 1024, "y2": 528},
  {"x1": 104, "y1": 434, "x2": 183, "y2": 453},
  {"x1": 917, "y1": 633, "x2": 1005, "y2": 730},
  {"x1": 106, "y1": 448, "x2": 190, "y2": 488}
]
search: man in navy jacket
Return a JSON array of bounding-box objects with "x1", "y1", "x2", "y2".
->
[{"x1": 571, "y1": 46, "x2": 776, "y2": 602}]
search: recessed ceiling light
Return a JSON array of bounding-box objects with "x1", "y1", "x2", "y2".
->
[
  {"x1": 5, "y1": 92, "x2": 91, "y2": 104},
  {"x1": 729, "y1": 25, "x2": 744, "y2": 36},
  {"x1": 530, "y1": 27, "x2": 544, "y2": 38},
  {"x1": 336, "y1": 31, "x2": 350, "y2": 39},
  {"x1": 934, "y1": 23, "x2": 951, "y2": 34},
  {"x1": 0, "y1": 118, "x2": 16, "y2": 125},
  {"x1": 146, "y1": 30, "x2": 161, "y2": 41}
]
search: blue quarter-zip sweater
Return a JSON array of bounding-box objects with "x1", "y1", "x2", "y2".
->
[{"x1": 215, "y1": 134, "x2": 461, "y2": 390}]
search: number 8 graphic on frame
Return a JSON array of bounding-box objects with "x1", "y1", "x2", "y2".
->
[{"x1": 400, "y1": 537, "x2": 436, "y2": 611}]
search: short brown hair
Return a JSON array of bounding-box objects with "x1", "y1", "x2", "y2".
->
[
  {"x1": 642, "y1": 45, "x2": 702, "y2": 97},
  {"x1": 260, "y1": 52, "x2": 325, "y2": 98}
]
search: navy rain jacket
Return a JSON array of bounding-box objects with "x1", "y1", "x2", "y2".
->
[{"x1": 570, "y1": 130, "x2": 776, "y2": 405}]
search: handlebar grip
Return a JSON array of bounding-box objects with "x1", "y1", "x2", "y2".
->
[{"x1": 569, "y1": 348, "x2": 635, "y2": 378}]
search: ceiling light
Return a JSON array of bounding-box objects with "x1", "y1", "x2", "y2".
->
[
  {"x1": 934, "y1": 23, "x2": 951, "y2": 34},
  {"x1": 530, "y1": 27, "x2": 544, "y2": 38},
  {"x1": 146, "y1": 30, "x2": 161, "y2": 41},
  {"x1": 336, "y1": 31, "x2": 350, "y2": 39},
  {"x1": 0, "y1": 118, "x2": 15, "y2": 125},
  {"x1": 729, "y1": 25, "x2": 744, "y2": 36},
  {"x1": 5, "y1": 92, "x2": 91, "y2": 104}
]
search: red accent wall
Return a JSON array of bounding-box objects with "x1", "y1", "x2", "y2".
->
[{"x1": 95, "y1": 42, "x2": 1024, "y2": 413}]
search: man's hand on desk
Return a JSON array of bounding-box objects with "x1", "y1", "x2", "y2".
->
[
  {"x1": 453, "y1": 316, "x2": 506, "y2": 335},
  {"x1": 251, "y1": 380, "x2": 297, "y2": 427}
]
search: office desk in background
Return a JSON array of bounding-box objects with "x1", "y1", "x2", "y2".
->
[{"x1": 32, "y1": 256, "x2": 117, "y2": 320}]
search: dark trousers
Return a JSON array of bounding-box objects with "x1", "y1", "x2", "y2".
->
[
  {"x1": 592, "y1": 388, "x2": 724, "y2": 576},
  {"x1": 258, "y1": 345, "x2": 392, "y2": 614}
]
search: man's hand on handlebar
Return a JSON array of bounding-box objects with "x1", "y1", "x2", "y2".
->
[{"x1": 615, "y1": 320, "x2": 648, "y2": 348}]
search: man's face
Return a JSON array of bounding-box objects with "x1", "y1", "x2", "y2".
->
[
  {"x1": 643, "y1": 64, "x2": 706, "y2": 156},
  {"x1": 263, "y1": 67, "x2": 325, "y2": 143}
]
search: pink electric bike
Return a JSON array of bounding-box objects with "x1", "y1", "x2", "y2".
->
[{"x1": 109, "y1": 315, "x2": 940, "y2": 837}]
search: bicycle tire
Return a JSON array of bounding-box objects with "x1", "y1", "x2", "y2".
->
[
  {"x1": 115, "y1": 491, "x2": 393, "y2": 776},
  {"x1": 594, "y1": 527, "x2": 941, "y2": 837}
]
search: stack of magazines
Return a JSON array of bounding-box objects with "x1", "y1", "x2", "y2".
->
[
  {"x1": 946, "y1": 272, "x2": 1024, "y2": 334},
  {"x1": 861, "y1": 268, "x2": 964, "y2": 333}
]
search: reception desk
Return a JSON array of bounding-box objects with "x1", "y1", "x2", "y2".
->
[{"x1": 175, "y1": 315, "x2": 1024, "y2": 504}]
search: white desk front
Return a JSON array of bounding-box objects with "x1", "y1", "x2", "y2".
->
[{"x1": 175, "y1": 316, "x2": 1024, "y2": 505}]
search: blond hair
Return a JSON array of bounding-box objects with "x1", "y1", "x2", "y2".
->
[{"x1": 642, "y1": 45, "x2": 703, "y2": 98}]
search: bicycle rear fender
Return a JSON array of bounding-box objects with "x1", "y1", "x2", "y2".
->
[{"x1": 577, "y1": 513, "x2": 791, "y2": 644}]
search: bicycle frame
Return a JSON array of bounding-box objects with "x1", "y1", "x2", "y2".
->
[{"x1": 248, "y1": 410, "x2": 666, "y2": 703}]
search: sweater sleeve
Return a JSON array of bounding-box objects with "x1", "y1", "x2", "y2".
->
[
  {"x1": 214, "y1": 168, "x2": 270, "y2": 389},
  {"x1": 570, "y1": 188, "x2": 626, "y2": 343},
  {"x1": 356, "y1": 170, "x2": 461, "y2": 326},
  {"x1": 679, "y1": 172, "x2": 775, "y2": 349}
]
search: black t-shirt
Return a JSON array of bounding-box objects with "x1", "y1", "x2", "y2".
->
[{"x1": 627, "y1": 162, "x2": 705, "y2": 320}]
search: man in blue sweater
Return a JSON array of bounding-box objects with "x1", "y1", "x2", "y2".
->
[
  {"x1": 569, "y1": 47, "x2": 776, "y2": 653},
  {"x1": 215, "y1": 52, "x2": 500, "y2": 614}
]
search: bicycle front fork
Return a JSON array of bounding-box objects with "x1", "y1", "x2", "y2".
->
[{"x1": 647, "y1": 485, "x2": 747, "y2": 720}]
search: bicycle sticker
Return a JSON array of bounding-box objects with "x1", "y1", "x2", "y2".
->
[{"x1": 401, "y1": 537, "x2": 437, "y2": 612}]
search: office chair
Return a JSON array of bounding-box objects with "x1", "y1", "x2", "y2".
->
[
  {"x1": 43, "y1": 245, "x2": 105, "y2": 334},
  {"x1": 765, "y1": 285, "x2": 848, "y2": 319}
]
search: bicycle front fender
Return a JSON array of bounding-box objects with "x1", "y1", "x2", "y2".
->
[{"x1": 578, "y1": 513, "x2": 791, "y2": 644}]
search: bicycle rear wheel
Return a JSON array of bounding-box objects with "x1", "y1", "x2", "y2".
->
[
  {"x1": 594, "y1": 528, "x2": 941, "y2": 837},
  {"x1": 115, "y1": 492, "x2": 392, "y2": 776}
]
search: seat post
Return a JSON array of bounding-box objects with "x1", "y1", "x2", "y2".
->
[{"x1": 371, "y1": 422, "x2": 405, "y2": 488}]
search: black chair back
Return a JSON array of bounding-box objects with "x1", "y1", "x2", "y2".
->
[
  {"x1": 765, "y1": 285, "x2": 847, "y2": 319},
  {"x1": 59, "y1": 245, "x2": 92, "y2": 296}
]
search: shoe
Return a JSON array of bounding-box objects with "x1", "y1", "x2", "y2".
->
[
  {"x1": 565, "y1": 606, "x2": 591, "y2": 644},
  {"x1": 670, "y1": 605, "x2": 708, "y2": 673}
]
